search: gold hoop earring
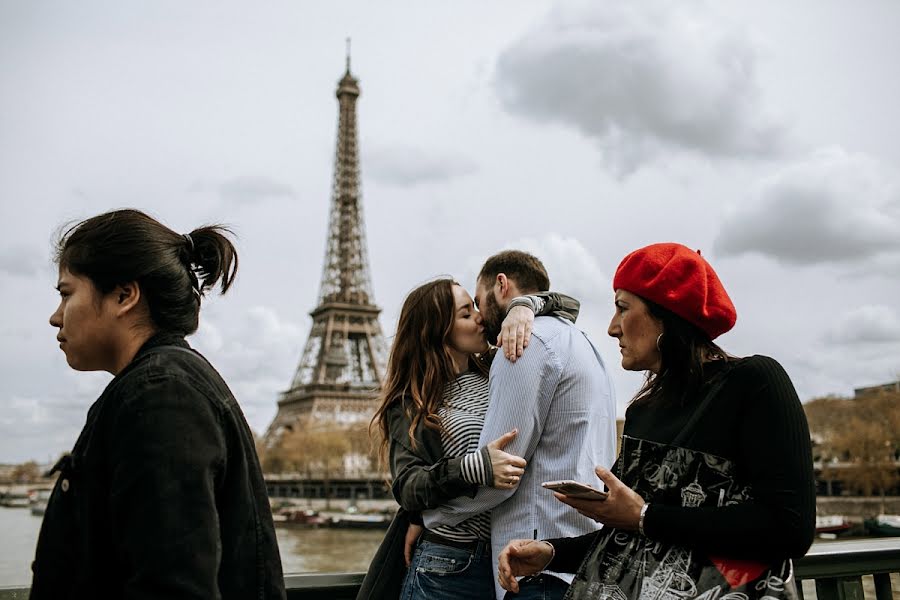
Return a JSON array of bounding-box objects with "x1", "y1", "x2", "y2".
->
[{"x1": 656, "y1": 333, "x2": 663, "y2": 352}]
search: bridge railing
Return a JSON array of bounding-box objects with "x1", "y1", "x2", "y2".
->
[
  {"x1": 795, "y1": 538, "x2": 900, "y2": 600},
  {"x1": 2, "y1": 538, "x2": 898, "y2": 599}
]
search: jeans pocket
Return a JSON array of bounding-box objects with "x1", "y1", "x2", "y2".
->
[
  {"x1": 401, "y1": 541, "x2": 496, "y2": 600},
  {"x1": 414, "y1": 542, "x2": 474, "y2": 576}
]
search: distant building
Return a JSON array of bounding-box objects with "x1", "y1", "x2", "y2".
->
[{"x1": 853, "y1": 380, "x2": 900, "y2": 399}]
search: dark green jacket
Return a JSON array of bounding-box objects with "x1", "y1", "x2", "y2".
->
[{"x1": 356, "y1": 396, "x2": 478, "y2": 600}]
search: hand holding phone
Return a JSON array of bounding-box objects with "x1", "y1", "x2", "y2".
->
[{"x1": 541, "y1": 480, "x2": 608, "y2": 500}]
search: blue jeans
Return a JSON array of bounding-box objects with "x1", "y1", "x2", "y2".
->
[
  {"x1": 504, "y1": 573, "x2": 569, "y2": 600},
  {"x1": 400, "y1": 537, "x2": 494, "y2": 600}
]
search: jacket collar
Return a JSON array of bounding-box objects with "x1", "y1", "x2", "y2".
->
[
  {"x1": 135, "y1": 330, "x2": 190, "y2": 357},
  {"x1": 114, "y1": 331, "x2": 190, "y2": 380}
]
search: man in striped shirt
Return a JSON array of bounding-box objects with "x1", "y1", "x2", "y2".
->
[{"x1": 424, "y1": 250, "x2": 617, "y2": 600}]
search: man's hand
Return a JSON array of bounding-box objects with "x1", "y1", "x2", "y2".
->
[
  {"x1": 404, "y1": 523, "x2": 423, "y2": 567},
  {"x1": 486, "y1": 429, "x2": 527, "y2": 488},
  {"x1": 497, "y1": 539, "x2": 554, "y2": 593},
  {"x1": 553, "y1": 466, "x2": 645, "y2": 530},
  {"x1": 498, "y1": 305, "x2": 535, "y2": 362}
]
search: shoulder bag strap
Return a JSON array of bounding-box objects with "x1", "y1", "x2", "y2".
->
[{"x1": 670, "y1": 363, "x2": 733, "y2": 447}]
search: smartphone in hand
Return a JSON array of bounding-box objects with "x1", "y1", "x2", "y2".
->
[{"x1": 541, "y1": 480, "x2": 608, "y2": 500}]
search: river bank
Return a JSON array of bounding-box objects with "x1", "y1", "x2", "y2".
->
[
  {"x1": 817, "y1": 496, "x2": 900, "y2": 518},
  {"x1": 0, "y1": 506, "x2": 384, "y2": 587},
  {"x1": 2, "y1": 497, "x2": 897, "y2": 588}
]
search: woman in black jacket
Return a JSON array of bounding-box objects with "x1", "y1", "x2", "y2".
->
[
  {"x1": 357, "y1": 278, "x2": 577, "y2": 600},
  {"x1": 32, "y1": 209, "x2": 285, "y2": 599},
  {"x1": 497, "y1": 243, "x2": 815, "y2": 600}
]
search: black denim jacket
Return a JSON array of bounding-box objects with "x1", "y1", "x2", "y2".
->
[{"x1": 30, "y1": 332, "x2": 285, "y2": 600}]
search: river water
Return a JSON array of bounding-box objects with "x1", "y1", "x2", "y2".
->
[
  {"x1": 0, "y1": 506, "x2": 384, "y2": 587},
  {"x1": 3, "y1": 506, "x2": 898, "y2": 598}
]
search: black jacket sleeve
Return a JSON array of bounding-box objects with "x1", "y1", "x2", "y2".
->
[
  {"x1": 107, "y1": 373, "x2": 227, "y2": 599},
  {"x1": 545, "y1": 531, "x2": 601, "y2": 574},
  {"x1": 388, "y1": 401, "x2": 478, "y2": 513},
  {"x1": 643, "y1": 356, "x2": 816, "y2": 559}
]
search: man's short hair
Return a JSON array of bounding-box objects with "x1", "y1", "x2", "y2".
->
[{"x1": 478, "y1": 250, "x2": 550, "y2": 293}]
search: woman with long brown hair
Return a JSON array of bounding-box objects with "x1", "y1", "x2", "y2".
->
[{"x1": 357, "y1": 278, "x2": 577, "y2": 600}]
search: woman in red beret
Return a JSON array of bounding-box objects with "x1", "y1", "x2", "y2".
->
[{"x1": 497, "y1": 242, "x2": 815, "y2": 600}]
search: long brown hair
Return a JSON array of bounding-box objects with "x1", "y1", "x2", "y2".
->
[{"x1": 369, "y1": 278, "x2": 488, "y2": 468}]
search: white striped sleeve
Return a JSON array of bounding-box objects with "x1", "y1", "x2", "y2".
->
[
  {"x1": 424, "y1": 338, "x2": 561, "y2": 528},
  {"x1": 460, "y1": 446, "x2": 493, "y2": 486}
]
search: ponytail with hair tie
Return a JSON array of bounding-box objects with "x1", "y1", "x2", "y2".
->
[{"x1": 55, "y1": 209, "x2": 239, "y2": 336}]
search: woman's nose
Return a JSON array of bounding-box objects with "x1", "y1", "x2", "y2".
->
[
  {"x1": 49, "y1": 306, "x2": 62, "y2": 328},
  {"x1": 607, "y1": 320, "x2": 620, "y2": 338}
]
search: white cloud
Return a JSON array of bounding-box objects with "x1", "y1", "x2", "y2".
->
[
  {"x1": 789, "y1": 343, "x2": 900, "y2": 401},
  {"x1": 189, "y1": 176, "x2": 296, "y2": 207},
  {"x1": 191, "y1": 305, "x2": 307, "y2": 433},
  {"x1": 0, "y1": 388, "x2": 98, "y2": 462},
  {"x1": 365, "y1": 146, "x2": 478, "y2": 186},
  {"x1": 503, "y1": 233, "x2": 610, "y2": 305},
  {"x1": 495, "y1": 0, "x2": 784, "y2": 175},
  {"x1": 825, "y1": 305, "x2": 900, "y2": 345},
  {"x1": 0, "y1": 397, "x2": 50, "y2": 428},
  {"x1": 714, "y1": 147, "x2": 900, "y2": 266},
  {"x1": 0, "y1": 244, "x2": 46, "y2": 278},
  {"x1": 195, "y1": 319, "x2": 225, "y2": 353},
  {"x1": 461, "y1": 233, "x2": 610, "y2": 307}
]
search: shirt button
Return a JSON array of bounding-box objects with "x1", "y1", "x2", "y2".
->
[{"x1": 61, "y1": 479, "x2": 70, "y2": 492}]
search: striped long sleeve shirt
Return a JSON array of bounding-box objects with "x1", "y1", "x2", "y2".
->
[
  {"x1": 424, "y1": 315, "x2": 617, "y2": 600},
  {"x1": 430, "y1": 371, "x2": 493, "y2": 542}
]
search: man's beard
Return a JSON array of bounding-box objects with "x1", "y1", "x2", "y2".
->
[{"x1": 481, "y1": 290, "x2": 503, "y2": 344}]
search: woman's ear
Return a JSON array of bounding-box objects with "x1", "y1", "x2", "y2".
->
[{"x1": 112, "y1": 280, "x2": 142, "y2": 316}]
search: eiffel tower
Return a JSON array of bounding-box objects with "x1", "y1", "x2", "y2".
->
[{"x1": 266, "y1": 49, "x2": 387, "y2": 439}]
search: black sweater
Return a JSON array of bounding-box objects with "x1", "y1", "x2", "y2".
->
[{"x1": 548, "y1": 355, "x2": 816, "y2": 573}]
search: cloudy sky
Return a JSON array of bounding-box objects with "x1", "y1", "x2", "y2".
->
[{"x1": 2, "y1": 1, "x2": 899, "y2": 463}]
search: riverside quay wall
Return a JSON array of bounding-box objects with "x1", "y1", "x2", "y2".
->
[{"x1": 817, "y1": 496, "x2": 900, "y2": 518}]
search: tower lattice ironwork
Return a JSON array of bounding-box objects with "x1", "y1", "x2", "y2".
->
[{"x1": 266, "y1": 53, "x2": 387, "y2": 438}]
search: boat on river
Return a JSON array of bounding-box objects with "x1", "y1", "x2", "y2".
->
[
  {"x1": 864, "y1": 514, "x2": 900, "y2": 537},
  {"x1": 328, "y1": 512, "x2": 392, "y2": 529},
  {"x1": 815, "y1": 514, "x2": 852, "y2": 535},
  {"x1": 272, "y1": 507, "x2": 328, "y2": 527},
  {"x1": 28, "y1": 489, "x2": 51, "y2": 517},
  {"x1": 0, "y1": 491, "x2": 30, "y2": 508}
]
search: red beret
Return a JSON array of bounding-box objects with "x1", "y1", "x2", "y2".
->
[{"x1": 612, "y1": 243, "x2": 736, "y2": 340}]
